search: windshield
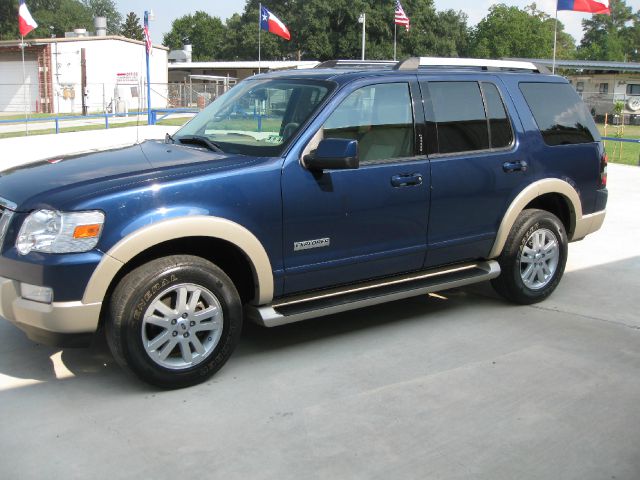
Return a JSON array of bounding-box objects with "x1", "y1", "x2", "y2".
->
[{"x1": 175, "y1": 78, "x2": 334, "y2": 156}]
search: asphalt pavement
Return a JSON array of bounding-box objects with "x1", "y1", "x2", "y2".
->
[{"x1": 0, "y1": 158, "x2": 638, "y2": 479}]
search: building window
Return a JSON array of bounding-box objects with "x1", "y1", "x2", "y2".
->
[
  {"x1": 575, "y1": 81, "x2": 585, "y2": 93},
  {"x1": 599, "y1": 83, "x2": 609, "y2": 94}
]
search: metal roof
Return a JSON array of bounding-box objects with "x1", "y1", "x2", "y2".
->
[
  {"x1": 509, "y1": 58, "x2": 640, "y2": 72},
  {"x1": 169, "y1": 61, "x2": 319, "y2": 70},
  {"x1": 0, "y1": 36, "x2": 169, "y2": 51}
]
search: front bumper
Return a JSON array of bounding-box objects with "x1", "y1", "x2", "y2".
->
[{"x1": 0, "y1": 276, "x2": 101, "y2": 347}]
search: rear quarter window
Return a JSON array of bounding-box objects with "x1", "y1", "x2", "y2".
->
[{"x1": 520, "y1": 82, "x2": 600, "y2": 146}]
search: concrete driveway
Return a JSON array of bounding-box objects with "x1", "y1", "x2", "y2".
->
[{"x1": 0, "y1": 164, "x2": 638, "y2": 479}]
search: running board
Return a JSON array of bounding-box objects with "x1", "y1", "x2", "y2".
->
[{"x1": 247, "y1": 260, "x2": 501, "y2": 328}]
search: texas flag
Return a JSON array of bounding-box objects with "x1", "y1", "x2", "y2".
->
[
  {"x1": 557, "y1": 0, "x2": 610, "y2": 14},
  {"x1": 260, "y1": 5, "x2": 290, "y2": 41},
  {"x1": 18, "y1": 0, "x2": 38, "y2": 36}
]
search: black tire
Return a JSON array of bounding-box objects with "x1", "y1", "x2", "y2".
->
[
  {"x1": 106, "y1": 255, "x2": 242, "y2": 389},
  {"x1": 491, "y1": 209, "x2": 568, "y2": 305}
]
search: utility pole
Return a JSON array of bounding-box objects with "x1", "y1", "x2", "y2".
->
[{"x1": 358, "y1": 13, "x2": 366, "y2": 60}]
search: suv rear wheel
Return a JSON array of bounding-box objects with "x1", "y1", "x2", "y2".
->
[
  {"x1": 106, "y1": 255, "x2": 242, "y2": 388},
  {"x1": 491, "y1": 209, "x2": 568, "y2": 304}
]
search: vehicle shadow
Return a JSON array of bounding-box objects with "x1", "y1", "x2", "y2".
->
[
  {"x1": 0, "y1": 290, "x2": 471, "y2": 394},
  {"x1": 0, "y1": 254, "x2": 637, "y2": 394}
]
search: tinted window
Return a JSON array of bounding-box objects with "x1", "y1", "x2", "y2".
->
[
  {"x1": 482, "y1": 82, "x2": 513, "y2": 149},
  {"x1": 429, "y1": 82, "x2": 489, "y2": 154},
  {"x1": 628, "y1": 84, "x2": 640, "y2": 95},
  {"x1": 520, "y1": 82, "x2": 599, "y2": 146},
  {"x1": 324, "y1": 83, "x2": 414, "y2": 163}
]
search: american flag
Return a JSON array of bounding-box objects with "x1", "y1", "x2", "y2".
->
[
  {"x1": 143, "y1": 23, "x2": 152, "y2": 54},
  {"x1": 394, "y1": 0, "x2": 410, "y2": 31}
]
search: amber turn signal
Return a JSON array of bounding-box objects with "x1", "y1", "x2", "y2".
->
[{"x1": 73, "y1": 224, "x2": 102, "y2": 239}]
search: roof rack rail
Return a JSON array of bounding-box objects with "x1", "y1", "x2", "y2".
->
[
  {"x1": 315, "y1": 57, "x2": 546, "y2": 74},
  {"x1": 314, "y1": 59, "x2": 397, "y2": 70},
  {"x1": 414, "y1": 57, "x2": 543, "y2": 73}
]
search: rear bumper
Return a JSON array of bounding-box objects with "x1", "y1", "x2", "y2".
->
[
  {"x1": 0, "y1": 276, "x2": 101, "y2": 347},
  {"x1": 572, "y1": 209, "x2": 607, "y2": 241}
]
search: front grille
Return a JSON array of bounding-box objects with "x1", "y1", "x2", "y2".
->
[{"x1": 0, "y1": 197, "x2": 17, "y2": 250}]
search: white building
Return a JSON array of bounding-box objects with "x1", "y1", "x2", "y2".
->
[{"x1": 0, "y1": 35, "x2": 168, "y2": 114}]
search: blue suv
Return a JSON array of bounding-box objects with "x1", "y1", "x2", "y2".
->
[{"x1": 0, "y1": 58, "x2": 607, "y2": 387}]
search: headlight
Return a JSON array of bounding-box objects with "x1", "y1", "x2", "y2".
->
[{"x1": 16, "y1": 209, "x2": 104, "y2": 255}]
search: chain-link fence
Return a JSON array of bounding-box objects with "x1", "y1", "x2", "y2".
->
[
  {"x1": 0, "y1": 80, "x2": 235, "y2": 115},
  {"x1": 0, "y1": 81, "x2": 239, "y2": 135},
  {"x1": 168, "y1": 81, "x2": 236, "y2": 109}
]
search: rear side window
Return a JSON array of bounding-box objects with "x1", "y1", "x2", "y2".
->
[
  {"x1": 422, "y1": 81, "x2": 513, "y2": 155},
  {"x1": 483, "y1": 82, "x2": 512, "y2": 149},
  {"x1": 520, "y1": 82, "x2": 599, "y2": 146}
]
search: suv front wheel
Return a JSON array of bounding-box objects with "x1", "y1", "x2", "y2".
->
[
  {"x1": 106, "y1": 255, "x2": 242, "y2": 388},
  {"x1": 491, "y1": 209, "x2": 568, "y2": 304}
]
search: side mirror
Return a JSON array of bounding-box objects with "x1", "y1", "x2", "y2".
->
[{"x1": 303, "y1": 138, "x2": 359, "y2": 171}]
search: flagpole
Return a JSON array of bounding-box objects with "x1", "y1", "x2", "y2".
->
[
  {"x1": 144, "y1": 10, "x2": 152, "y2": 125},
  {"x1": 21, "y1": 35, "x2": 29, "y2": 136},
  {"x1": 258, "y1": 3, "x2": 262, "y2": 74},
  {"x1": 552, "y1": 6, "x2": 558, "y2": 74},
  {"x1": 394, "y1": 24, "x2": 397, "y2": 61}
]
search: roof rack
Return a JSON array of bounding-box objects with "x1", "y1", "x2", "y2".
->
[
  {"x1": 314, "y1": 59, "x2": 397, "y2": 70},
  {"x1": 407, "y1": 57, "x2": 543, "y2": 73},
  {"x1": 315, "y1": 57, "x2": 546, "y2": 74}
]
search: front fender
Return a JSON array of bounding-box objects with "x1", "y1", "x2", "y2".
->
[{"x1": 82, "y1": 215, "x2": 274, "y2": 306}]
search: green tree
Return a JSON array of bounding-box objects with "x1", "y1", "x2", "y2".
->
[
  {"x1": 82, "y1": 0, "x2": 122, "y2": 34},
  {"x1": 0, "y1": 0, "x2": 94, "y2": 40},
  {"x1": 0, "y1": 1, "x2": 20, "y2": 40},
  {"x1": 577, "y1": 0, "x2": 636, "y2": 61},
  {"x1": 163, "y1": 11, "x2": 227, "y2": 61},
  {"x1": 470, "y1": 3, "x2": 575, "y2": 59},
  {"x1": 121, "y1": 11, "x2": 143, "y2": 41},
  {"x1": 222, "y1": 0, "x2": 470, "y2": 61},
  {"x1": 399, "y1": 2, "x2": 469, "y2": 58},
  {"x1": 624, "y1": 12, "x2": 640, "y2": 62},
  {"x1": 222, "y1": 1, "x2": 295, "y2": 61}
]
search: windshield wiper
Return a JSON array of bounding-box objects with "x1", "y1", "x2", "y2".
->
[
  {"x1": 176, "y1": 135, "x2": 224, "y2": 153},
  {"x1": 165, "y1": 132, "x2": 176, "y2": 144}
]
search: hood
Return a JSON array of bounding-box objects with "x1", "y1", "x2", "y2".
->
[{"x1": 0, "y1": 141, "x2": 258, "y2": 211}]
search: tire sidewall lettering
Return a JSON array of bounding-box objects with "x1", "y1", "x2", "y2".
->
[{"x1": 133, "y1": 273, "x2": 179, "y2": 322}]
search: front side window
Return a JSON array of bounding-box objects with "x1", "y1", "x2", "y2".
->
[
  {"x1": 520, "y1": 82, "x2": 600, "y2": 146},
  {"x1": 422, "y1": 81, "x2": 513, "y2": 155},
  {"x1": 176, "y1": 79, "x2": 333, "y2": 156},
  {"x1": 323, "y1": 83, "x2": 414, "y2": 163}
]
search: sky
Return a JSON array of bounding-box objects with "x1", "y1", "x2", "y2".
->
[{"x1": 116, "y1": 0, "x2": 640, "y2": 48}]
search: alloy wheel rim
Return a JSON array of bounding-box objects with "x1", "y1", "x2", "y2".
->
[
  {"x1": 141, "y1": 283, "x2": 223, "y2": 370},
  {"x1": 519, "y1": 228, "x2": 560, "y2": 290}
]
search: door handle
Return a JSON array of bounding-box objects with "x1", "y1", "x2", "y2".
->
[
  {"x1": 502, "y1": 160, "x2": 528, "y2": 173},
  {"x1": 391, "y1": 173, "x2": 423, "y2": 187}
]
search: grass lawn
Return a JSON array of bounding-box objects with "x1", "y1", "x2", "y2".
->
[
  {"x1": 597, "y1": 123, "x2": 640, "y2": 166},
  {"x1": 0, "y1": 116, "x2": 191, "y2": 139},
  {"x1": 157, "y1": 117, "x2": 191, "y2": 127},
  {"x1": 3, "y1": 116, "x2": 637, "y2": 166},
  {"x1": 0, "y1": 120, "x2": 152, "y2": 139}
]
